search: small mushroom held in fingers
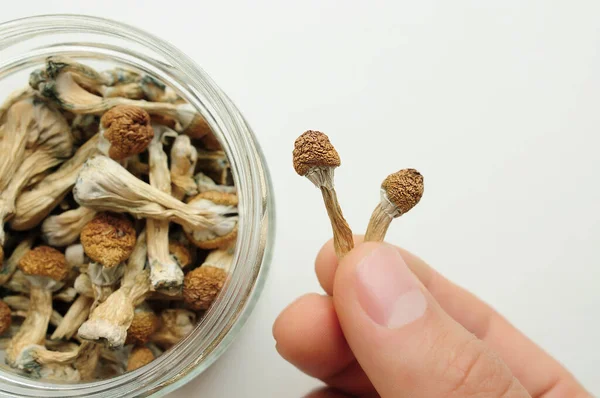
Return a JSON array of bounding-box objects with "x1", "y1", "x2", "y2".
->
[
  {"x1": 80, "y1": 212, "x2": 137, "y2": 306},
  {"x1": 183, "y1": 249, "x2": 232, "y2": 311},
  {"x1": 126, "y1": 346, "x2": 155, "y2": 372},
  {"x1": 293, "y1": 130, "x2": 353, "y2": 258},
  {"x1": 98, "y1": 105, "x2": 154, "y2": 161},
  {"x1": 364, "y1": 169, "x2": 424, "y2": 242}
]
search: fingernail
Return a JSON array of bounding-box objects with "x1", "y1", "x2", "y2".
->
[{"x1": 355, "y1": 244, "x2": 427, "y2": 329}]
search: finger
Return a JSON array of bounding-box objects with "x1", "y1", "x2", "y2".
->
[
  {"x1": 273, "y1": 293, "x2": 373, "y2": 395},
  {"x1": 333, "y1": 242, "x2": 530, "y2": 397},
  {"x1": 317, "y1": 238, "x2": 589, "y2": 397},
  {"x1": 304, "y1": 387, "x2": 353, "y2": 398}
]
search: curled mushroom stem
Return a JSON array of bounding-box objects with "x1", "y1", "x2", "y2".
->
[
  {"x1": 11, "y1": 134, "x2": 99, "y2": 231},
  {"x1": 0, "y1": 149, "x2": 70, "y2": 245},
  {"x1": 5, "y1": 286, "x2": 52, "y2": 368},
  {"x1": 194, "y1": 172, "x2": 236, "y2": 194},
  {"x1": 41, "y1": 206, "x2": 97, "y2": 247},
  {"x1": 77, "y1": 271, "x2": 151, "y2": 348},
  {"x1": 73, "y1": 155, "x2": 217, "y2": 231}
]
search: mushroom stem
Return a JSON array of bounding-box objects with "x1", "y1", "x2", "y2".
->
[
  {"x1": 0, "y1": 235, "x2": 34, "y2": 285},
  {"x1": 73, "y1": 155, "x2": 217, "y2": 231},
  {"x1": 364, "y1": 197, "x2": 397, "y2": 242},
  {"x1": 147, "y1": 127, "x2": 184, "y2": 293},
  {"x1": 41, "y1": 206, "x2": 97, "y2": 247},
  {"x1": 0, "y1": 150, "x2": 68, "y2": 245},
  {"x1": 11, "y1": 134, "x2": 99, "y2": 230},
  {"x1": 77, "y1": 271, "x2": 151, "y2": 348},
  {"x1": 150, "y1": 309, "x2": 196, "y2": 349},
  {"x1": 5, "y1": 286, "x2": 52, "y2": 368},
  {"x1": 319, "y1": 185, "x2": 354, "y2": 258},
  {"x1": 170, "y1": 134, "x2": 198, "y2": 200},
  {"x1": 51, "y1": 295, "x2": 94, "y2": 340},
  {"x1": 3, "y1": 295, "x2": 63, "y2": 328}
]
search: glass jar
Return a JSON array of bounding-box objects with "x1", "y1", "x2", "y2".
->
[{"x1": 0, "y1": 14, "x2": 274, "y2": 397}]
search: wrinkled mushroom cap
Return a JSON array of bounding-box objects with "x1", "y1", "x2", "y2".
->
[
  {"x1": 126, "y1": 346, "x2": 155, "y2": 372},
  {"x1": 100, "y1": 105, "x2": 154, "y2": 160},
  {"x1": 126, "y1": 310, "x2": 159, "y2": 346},
  {"x1": 292, "y1": 130, "x2": 340, "y2": 176},
  {"x1": 0, "y1": 300, "x2": 11, "y2": 335},
  {"x1": 184, "y1": 191, "x2": 238, "y2": 250},
  {"x1": 381, "y1": 168, "x2": 424, "y2": 214},
  {"x1": 80, "y1": 212, "x2": 137, "y2": 268},
  {"x1": 169, "y1": 241, "x2": 192, "y2": 268},
  {"x1": 18, "y1": 246, "x2": 69, "y2": 282},
  {"x1": 183, "y1": 266, "x2": 227, "y2": 311}
]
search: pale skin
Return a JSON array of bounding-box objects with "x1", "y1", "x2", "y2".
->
[{"x1": 273, "y1": 236, "x2": 591, "y2": 398}]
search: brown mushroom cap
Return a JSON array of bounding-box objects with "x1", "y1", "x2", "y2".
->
[
  {"x1": 0, "y1": 300, "x2": 11, "y2": 335},
  {"x1": 169, "y1": 241, "x2": 192, "y2": 268},
  {"x1": 100, "y1": 105, "x2": 154, "y2": 160},
  {"x1": 80, "y1": 212, "x2": 137, "y2": 268},
  {"x1": 185, "y1": 192, "x2": 238, "y2": 250},
  {"x1": 126, "y1": 346, "x2": 155, "y2": 372},
  {"x1": 381, "y1": 169, "x2": 424, "y2": 215},
  {"x1": 183, "y1": 266, "x2": 227, "y2": 311},
  {"x1": 126, "y1": 310, "x2": 159, "y2": 346},
  {"x1": 292, "y1": 130, "x2": 341, "y2": 176},
  {"x1": 18, "y1": 246, "x2": 69, "y2": 281}
]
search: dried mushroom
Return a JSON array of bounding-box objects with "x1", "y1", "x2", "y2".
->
[{"x1": 0, "y1": 56, "x2": 238, "y2": 382}]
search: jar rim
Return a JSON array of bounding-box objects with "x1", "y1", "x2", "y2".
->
[{"x1": 0, "y1": 14, "x2": 275, "y2": 397}]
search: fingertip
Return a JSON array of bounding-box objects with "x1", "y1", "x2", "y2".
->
[
  {"x1": 315, "y1": 235, "x2": 365, "y2": 295},
  {"x1": 272, "y1": 293, "x2": 354, "y2": 379}
]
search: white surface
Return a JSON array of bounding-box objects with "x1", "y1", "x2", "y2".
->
[{"x1": 3, "y1": 1, "x2": 600, "y2": 396}]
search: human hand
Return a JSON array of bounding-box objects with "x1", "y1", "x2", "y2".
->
[{"x1": 273, "y1": 238, "x2": 591, "y2": 397}]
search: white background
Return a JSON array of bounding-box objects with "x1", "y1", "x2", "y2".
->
[{"x1": 2, "y1": 1, "x2": 600, "y2": 397}]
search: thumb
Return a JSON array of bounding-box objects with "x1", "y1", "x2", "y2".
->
[{"x1": 332, "y1": 243, "x2": 530, "y2": 398}]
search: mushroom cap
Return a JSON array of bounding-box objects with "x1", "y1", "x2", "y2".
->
[
  {"x1": 381, "y1": 168, "x2": 424, "y2": 214},
  {"x1": 18, "y1": 246, "x2": 69, "y2": 281},
  {"x1": 126, "y1": 310, "x2": 159, "y2": 346},
  {"x1": 80, "y1": 212, "x2": 137, "y2": 268},
  {"x1": 100, "y1": 105, "x2": 154, "y2": 160},
  {"x1": 126, "y1": 346, "x2": 155, "y2": 372},
  {"x1": 183, "y1": 266, "x2": 227, "y2": 311},
  {"x1": 169, "y1": 241, "x2": 192, "y2": 268},
  {"x1": 292, "y1": 130, "x2": 340, "y2": 176},
  {"x1": 0, "y1": 300, "x2": 11, "y2": 335},
  {"x1": 184, "y1": 192, "x2": 238, "y2": 250}
]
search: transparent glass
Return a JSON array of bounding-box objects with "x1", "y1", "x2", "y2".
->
[{"x1": 0, "y1": 14, "x2": 274, "y2": 397}]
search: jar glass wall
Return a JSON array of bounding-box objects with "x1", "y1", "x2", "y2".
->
[{"x1": 0, "y1": 14, "x2": 274, "y2": 397}]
